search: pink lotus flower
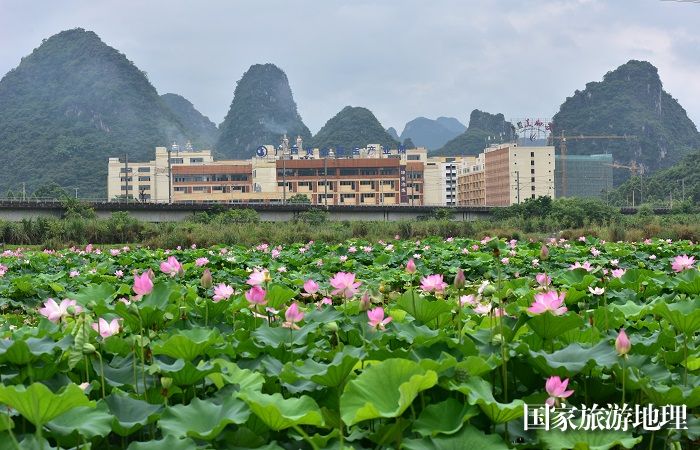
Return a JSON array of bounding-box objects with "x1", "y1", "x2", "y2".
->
[
  {"x1": 671, "y1": 254, "x2": 696, "y2": 272},
  {"x1": 459, "y1": 294, "x2": 477, "y2": 306},
  {"x1": 195, "y1": 257, "x2": 209, "y2": 267},
  {"x1": 611, "y1": 268, "x2": 626, "y2": 278},
  {"x1": 92, "y1": 318, "x2": 121, "y2": 338},
  {"x1": 319, "y1": 297, "x2": 333, "y2": 306},
  {"x1": 39, "y1": 298, "x2": 82, "y2": 323},
  {"x1": 283, "y1": 303, "x2": 304, "y2": 329},
  {"x1": 339, "y1": 255, "x2": 348, "y2": 262},
  {"x1": 406, "y1": 258, "x2": 417, "y2": 274},
  {"x1": 536, "y1": 273, "x2": 551, "y2": 286},
  {"x1": 540, "y1": 245, "x2": 549, "y2": 259},
  {"x1": 545, "y1": 376, "x2": 574, "y2": 406},
  {"x1": 359, "y1": 291, "x2": 371, "y2": 311},
  {"x1": 213, "y1": 283, "x2": 234, "y2": 302},
  {"x1": 160, "y1": 256, "x2": 183, "y2": 277},
  {"x1": 69, "y1": 270, "x2": 80, "y2": 278},
  {"x1": 115, "y1": 270, "x2": 124, "y2": 278},
  {"x1": 588, "y1": 286, "x2": 605, "y2": 296},
  {"x1": 527, "y1": 291, "x2": 567, "y2": 316},
  {"x1": 303, "y1": 279, "x2": 319, "y2": 295},
  {"x1": 348, "y1": 246, "x2": 357, "y2": 253},
  {"x1": 247, "y1": 269, "x2": 268, "y2": 286},
  {"x1": 133, "y1": 271, "x2": 154, "y2": 299},
  {"x1": 615, "y1": 329, "x2": 631, "y2": 356},
  {"x1": 78, "y1": 382, "x2": 90, "y2": 392},
  {"x1": 367, "y1": 307, "x2": 392, "y2": 330},
  {"x1": 420, "y1": 274, "x2": 448, "y2": 294},
  {"x1": 245, "y1": 285, "x2": 267, "y2": 305},
  {"x1": 569, "y1": 261, "x2": 593, "y2": 272},
  {"x1": 473, "y1": 303, "x2": 492, "y2": 315},
  {"x1": 330, "y1": 272, "x2": 361, "y2": 298},
  {"x1": 110, "y1": 249, "x2": 121, "y2": 256},
  {"x1": 271, "y1": 249, "x2": 281, "y2": 259},
  {"x1": 501, "y1": 257, "x2": 509, "y2": 265}
]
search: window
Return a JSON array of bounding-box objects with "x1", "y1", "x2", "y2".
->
[
  {"x1": 170, "y1": 158, "x2": 184, "y2": 164},
  {"x1": 139, "y1": 185, "x2": 150, "y2": 191},
  {"x1": 120, "y1": 168, "x2": 133, "y2": 173},
  {"x1": 138, "y1": 167, "x2": 150, "y2": 173},
  {"x1": 193, "y1": 186, "x2": 207, "y2": 192},
  {"x1": 407, "y1": 155, "x2": 420, "y2": 160},
  {"x1": 531, "y1": 160, "x2": 535, "y2": 166},
  {"x1": 190, "y1": 158, "x2": 204, "y2": 164},
  {"x1": 531, "y1": 194, "x2": 536, "y2": 199},
  {"x1": 531, "y1": 169, "x2": 535, "y2": 174},
  {"x1": 138, "y1": 176, "x2": 150, "y2": 182},
  {"x1": 530, "y1": 152, "x2": 535, "y2": 157},
  {"x1": 531, "y1": 186, "x2": 536, "y2": 191},
  {"x1": 531, "y1": 177, "x2": 535, "y2": 183},
  {"x1": 120, "y1": 177, "x2": 133, "y2": 182}
]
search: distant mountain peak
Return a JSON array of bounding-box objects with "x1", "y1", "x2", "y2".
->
[
  {"x1": 161, "y1": 93, "x2": 219, "y2": 149},
  {"x1": 433, "y1": 110, "x2": 512, "y2": 156},
  {"x1": 215, "y1": 63, "x2": 310, "y2": 158},
  {"x1": 399, "y1": 116, "x2": 465, "y2": 150},
  {"x1": 310, "y1": 106, "x2": 398, "y2": 151}
]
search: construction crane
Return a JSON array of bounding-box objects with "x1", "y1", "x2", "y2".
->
[
  {"x1": 605, "y1": 161, "x2": 645, "y2": 206},
  {"x1": 548, "y1": 131, "x2": 636, "y2": 197}
]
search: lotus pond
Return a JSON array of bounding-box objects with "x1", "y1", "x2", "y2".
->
[{"x1": 0, "y1": 236, "x2": 698, "y2": 449}]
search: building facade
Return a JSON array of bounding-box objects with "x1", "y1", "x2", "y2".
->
[
  {"x1": 456, "y1": 144, "x2": 555, "y2": 206},
  {"x1": 108, "y1": 138, "x2": 446, "y2": 205},
  {"x1": 554, "y1": 154, "x2": 613, "y2": 199}
]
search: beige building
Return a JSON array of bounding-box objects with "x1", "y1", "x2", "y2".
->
[
  {"x1": 456, "y1": 144, "x2": 554, "y2": 206},
  {"x1": 107, "y1": 139, "x2": 440, "y2": 205}
]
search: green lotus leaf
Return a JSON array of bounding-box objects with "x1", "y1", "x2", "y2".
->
[
  {"x1": 0, "y1": 383, "x2": 93, "y2": 427},
  {"x1": 68, "y1": 282, "x2": 116, "y2": 307},
  {"x1": 239, "y1": 391, "x2": 324, "y2": 431},
  {"x1": 104, "y1": 390, "x2": 163, "y2": 436},
  {"x1": 126, "y1": 435, "x2": 200, "y2": 450},
  {"x1": 449, "y1": 377, "x2": 524, "y2": 423},
  {"x1": 397, "y1": 290, "x2": 454, "y2": 325},
  {"x1": 0, "y1": 413, "x2": 13, "y2": 432},
  {"x1": 252, "y1": 323, "x2": 313, "y2": 348},
  {"x1": 340, "y1": 358, "x2": 438, "y2": 426},
  {"x1": 208, "y1": 359, "x2": 265, "y2": 393},
  {"x1": 654, "y1": 298, "x2": 700, "y2": 335},
  {"x1": 527, "y1": 341, "x2": 619, "y2": 376},
  {"x1": 527, "y1": 312, "x2": 583, "y2": 340},
  {"x1": 675, "y1": 268, "x2": 700, "y2": 295},
  {"x1": 264, "y1": 284, "x2": 298, "y2": 309},
  {"x1": 159, "y1": 396, "x2": 250, "y2": 440},
  {"x1": 538, "y1": 429, "x2": 642, "y2": 450},
  {"x1": 413, "y1": 398, "x2": 480, "y2": 437},
  {"x1": 291, "y1": 346, "x2": 364, "y2": 387},
  {"x1": 0, "y1": 335, "x2": 71, "y2": 365},
  {"x1": 46, "y1": 402, "x2": 112, "y2": 439},
  {"x1": 403, "y1": 424, "x2": 509, "y2": 450},
  {"x1": 152, "y1": 328, "x2": 220, "y2": 361}
]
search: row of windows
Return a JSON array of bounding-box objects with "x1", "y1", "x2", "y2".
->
[
  {"x1": 278, "y1": 168, "x2": 402, "y2": 177},
  {"x1": 174, "y1": 175, "x2": 249, "y2": 182}
]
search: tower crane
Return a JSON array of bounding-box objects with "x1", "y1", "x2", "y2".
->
[{"x1": 547, "y1": 131, "x2": 636, "y2": 197}]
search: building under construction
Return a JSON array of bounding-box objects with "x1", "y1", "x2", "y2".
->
[{"x1": 554, "y1": 154, "x2": 613, "y2": 199}]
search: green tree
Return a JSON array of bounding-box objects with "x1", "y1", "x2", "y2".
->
[{"x1": 288, "y1": 194, "x2": 311, "y2": 204}]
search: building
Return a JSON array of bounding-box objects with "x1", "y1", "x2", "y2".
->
[
  {"x1": 456, "y1": 154, "x2": 485, "y2": 205},
  {"x1": 456, "y1": 143, "x2": 555, "y2": 206},
  {"x1": 108, "y1": 137, "x2": 435, "y2": 205},
  {"x1": 554, "y1": 154, "x2": 613, "y2": 199}
]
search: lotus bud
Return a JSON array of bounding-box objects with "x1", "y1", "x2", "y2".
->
[
  {"x1": 359, "y1": 291, "x2": 371, "y2": 311},
  {"x1": 615, "y1": 329, "x2": 631, "y2": 356},
  {"x1": 406, "y1": 258, "x2": 416, "y2": 274},
  {"x1": 263, "y1": 270, "x2": 272, "y2": 283},
  {"x1": 540, "y1": 244, "x2": 549, "y2": 260},
  {"x1": 323, "y1": 321, "x2": 339, "y2": 333},
  {"x1": 161, "y1": 377, "x2": 173, "y2": 389},
  {"x1": 200, "y1": 268, "x2": 213, "y2": 289},
  {"x1": 82, "y1": 343, "x2": 96, "y2": 354},
  {"x1": 482, "y1": 284, "x2": 497, "y2": 297},
  {"x1": 146, "y1": 268, "x2": 155, "y2": 280},
  {"x1": 454, "y1": 269, "x2": 466, "y2": 289}
]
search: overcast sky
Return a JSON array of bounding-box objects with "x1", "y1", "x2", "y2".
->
[{"x1": 2, "y1": 0, "x2": 699, "y2": 134}]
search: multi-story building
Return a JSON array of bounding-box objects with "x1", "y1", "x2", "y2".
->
[
  {"x1": 107, "y1": 138, "x2": 432, "y2": 205},
  {"x1": 456, "y1": 144, "x2": 555, "y2": 206},
  {"x1": 456, "y1": 155, "x2": 485, "y2": 205},
  {"x1": 554, "y1": 154, "x2": 613, "y2": 199}
]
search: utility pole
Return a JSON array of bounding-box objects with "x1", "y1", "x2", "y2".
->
[
  {"x1": 282, "y1": 153, "x2": 287, "y2": 203},
  {"x1": 123, "y1": 154, "x2": 129, "y2": 204},
  {"x1": 167, "y1": 145, "x2": 173, "y2": 204},
  {"x1": 22, "y1": 183, "x2": 26, "y2": 202},
  {"x1": 324, "y1": 156, "x2": 328, "y2": 209},
  {"x1": 515, "y1": 170, "x2": 520, "y2": 204},
  {"x1": 74, "y1": 188, "x2": 78, "y2": 199}
]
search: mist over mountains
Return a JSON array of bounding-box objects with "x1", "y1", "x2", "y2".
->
[{"x1": 0, "y1": 28, "x2": 697, "y2": 195}]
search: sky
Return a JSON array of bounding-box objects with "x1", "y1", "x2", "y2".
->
[{"x1": 1, "y1": 0, "x2": 699, "y2": 135}]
